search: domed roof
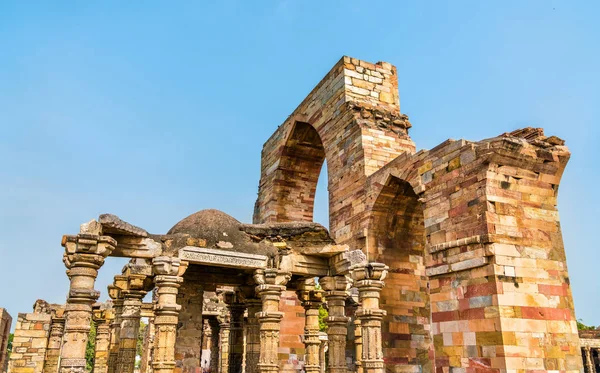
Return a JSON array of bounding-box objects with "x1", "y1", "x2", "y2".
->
[{"x1": 167, "y1": 209, "x2": 253, "y2": 251}]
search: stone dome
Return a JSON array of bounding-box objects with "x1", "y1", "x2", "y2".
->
[{"x1": 167, "y1": 209, "x2": 251, "y2": 251}]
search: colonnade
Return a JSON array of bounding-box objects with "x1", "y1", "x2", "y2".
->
[{"x1": 56, "y1": 231, "x2": 389, "y2": 373}]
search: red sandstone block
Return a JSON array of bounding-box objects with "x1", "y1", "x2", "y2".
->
[
  {"x1": 465, "y1": 283, "x2": 500, "y2": 298},
  {"x1": 538, "y1": 284, "x2": 568, "y2": 296},
  {"x1": 432, "y1": 311, "x2": 459, "y2": 323},
  {"x1": 459, "y1": 298, "x2": 470, "y2": 311},
  {"x1": 520, "y1": 306, "x2": 571, "y2": 321},
  {"x1": 460, "y1": 308, "x2": 486, "y2": 320}
]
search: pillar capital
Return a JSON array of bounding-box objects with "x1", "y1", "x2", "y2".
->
[
  {"x1": 296, "y1": 278, "x2": 324, "y2": 310},
  {"x1": 62, "y1": 234, "x2": 116, "y2": 270},
  {"x1": 319, "y1": 275, "x2": 350, "y2": 293},
  {"x1": 253, "y1": 268, "x2": 291, "y2": 287}
]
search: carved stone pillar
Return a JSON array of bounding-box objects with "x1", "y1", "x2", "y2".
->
[
  {"x1": 59, "y1": 230, "x2": 115, "y2": 373},
  {"x1": 94, "y1": 310, "x2": 111, "y2": 373},
  {"x1": 253, "y1": 268, "x2": 291, "y2": 373},
  {"x1": 243, "y1": 299, "x2": 262, "y2": 373},
  {"x1": 43, "y1": 317, "x2": 65, "y2": 373},
  {"x1": 297, "y1": 279, "x2": 323, "y2": 373},
  {"x1": 201, "y1": 318, "x2": 212, "y2": 373},
  {"x1": 351, "y1": 263, "x2": 388, "y2": 373},
  {"x1": 585, "y1": 347, "x2": 596, "y2": 373},
  {"x1": 152, "y1": 256, "x2": 186, "y2": 373},
  {"x1": 319, "y1": 336, "x2": 327, "y2": 373},
  {"x1": 209, "y1": 318, "x2": 221, "y2": 373},
  {"x1": 107, "y1": 284, "x2": 124, "y2": 373},
  {"x1": 353, "y1": 317, "x2": 363, "y2": 373},
  {"x1": 218, "y1": 312, "x2": 231, "y2": 373},
  {"x1": 117, "y1": 280, "x2": 147, "y2": 373},
  {"x1": 140, "y1": 314, "x2": 156, "y2": 373},
  {"x1": 320, "y1": 275, "x2": 349, "y2": 373}
]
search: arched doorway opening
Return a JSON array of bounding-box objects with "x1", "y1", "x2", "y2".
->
[
  {"x1": 275, "y1": 121, "x2": 327, "y2": 223},
  {"x1": 368, "y1": 176, "x2": 432, "y2": 372}
]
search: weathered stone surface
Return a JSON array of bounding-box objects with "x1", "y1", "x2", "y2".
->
[{"x1": 99, "y1": 214, "x2": 149, "y2": 237}]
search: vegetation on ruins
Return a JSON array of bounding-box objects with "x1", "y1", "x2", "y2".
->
[
  {"x1": 318, "y1": 305, "x2": 328, "y2": 332},
  {"x1": 578, "y1": 319, "x2": 598, "y2": 331},
  {"x1": 85, "y1": 321, "x2": 96, "y2": 371},
  {"x1": 136, "y1": 320, "x2": 147, "y2": 368},
  {"x1": 6, "y1": 333, "x2": 12, "y2": 358}
]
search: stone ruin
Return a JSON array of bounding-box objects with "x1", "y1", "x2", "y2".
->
[{"x1": 2, "y1": 56, "x2": 584, "y2": 373}]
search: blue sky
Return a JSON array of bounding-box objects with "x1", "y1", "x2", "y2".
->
[{"x1": 0, "y1": 1, "x2": 598, "y2": 326}]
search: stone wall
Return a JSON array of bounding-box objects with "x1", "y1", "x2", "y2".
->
[
  {"x1": 0, "y1": 308, "x2": 12, "y2": 373},
  {"x1": 278, "y1": 291, "x2": 306, "y2": 373},
  {"x1": 7, "y1": 301, "x2": 52, "y2": 373},
  {"x1": 255, "y1": 57, "x2": 582, "y2": 373},
  {"x1": 175, "y1": 279, "x2": 204, "y2": 373},
  {"x1": 253, "y1": 56, "x2": 414, "y2": 242}
]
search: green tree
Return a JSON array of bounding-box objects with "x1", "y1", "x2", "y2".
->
[
  {"x1": 318, "y1": 305, "x2": 329, "y2": 332},
  {"x1": 85, "y1": 321, "x2": 97, "y2": 372},
  {"x1": 7, "y1": 333, "x2": 13, "y2": 358},
  {"x1": 135, "y1": 320, "x2": 147, "y2": 368},
  {"x1": 577, "y1": 319, "x2": 596, "y2": 331}
]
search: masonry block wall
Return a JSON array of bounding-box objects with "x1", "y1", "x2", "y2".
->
[
  {"x1": 255, "y1": 56, "x2": 582, "y2": 373},
  {"x1": 278, "y1": 291, "x2": 307, "y2": 373},
  {"x1": 0, "y1": 309, "x2": 12, "y2": 373},
  {"x1": 7, "y1": 301, "x2": 52, "y2": 373},
  {"x1": 253, "y1": 56, "x2": 414, "y2": 242},
  {"x1": 175, "y1": 278, "x2": 205, "y2": 373}
]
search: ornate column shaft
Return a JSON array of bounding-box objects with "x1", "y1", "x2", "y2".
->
[
  {"x1": 354, "y1": 317, "x2": 363, "y2": 373},
  {"x1": 107, "y1": 285, "x2": 125, "y2": 373},
  {"x1": 218, "y1": 313, "x2": 231, "y2": 373},
  {"x1": 320, "y1": 275, "x2": 349, "y2": 373},
  {"x1": 585, "y1": 347, "x2": 596, "y2": 373},
  {"x1": 152, "y1": 256, "x2": 186, "y2": 373},
  {"x1": 209, "y1": 318, "x2": 221, "y2": 373},
  {"x1": 43, "y1": 317, "x2": 65, "y2": 373},
  {"x1": 94, "y1": 310, "x2": 111, "y2": 373},
  {"x1": 351, "y1": 263, "x2": 388, "y2": 373},
  {"x1": 253, "y1": 268, "x2": 291, "y2": 373},
  {"x1": 116, "y1": 283, "x2": 147, "y2": 373},
  {"x1": 243, "y1": 299, "x2": 262, "y2": 373},
  {"x1": 297, "y1": 279, "x2": 324, "y2": 373},
  {"x1": 59, "y1": 230, "x2": 115, "y2": 373},
  {"x1": 140, "y1": 314, "x2": 156, "y2": 373},
  {"x1": 319, "y1": 338, "x2": 327, "y2": 373},
  {"x1": 201, "y1": 318, "x2": 212, "y2": 373}
]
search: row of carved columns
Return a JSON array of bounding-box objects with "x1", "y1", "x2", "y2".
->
[{"x1": 57, "y1": 231, "x2": 388, "y2": 373}]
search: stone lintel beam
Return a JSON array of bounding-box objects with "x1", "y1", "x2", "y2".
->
[
  {"x1": 280, "y1": 253, "x2": 329, "y2": 277},
  {"x1": 110, "y1": 236, "x2": 163, "y2": 258}
]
